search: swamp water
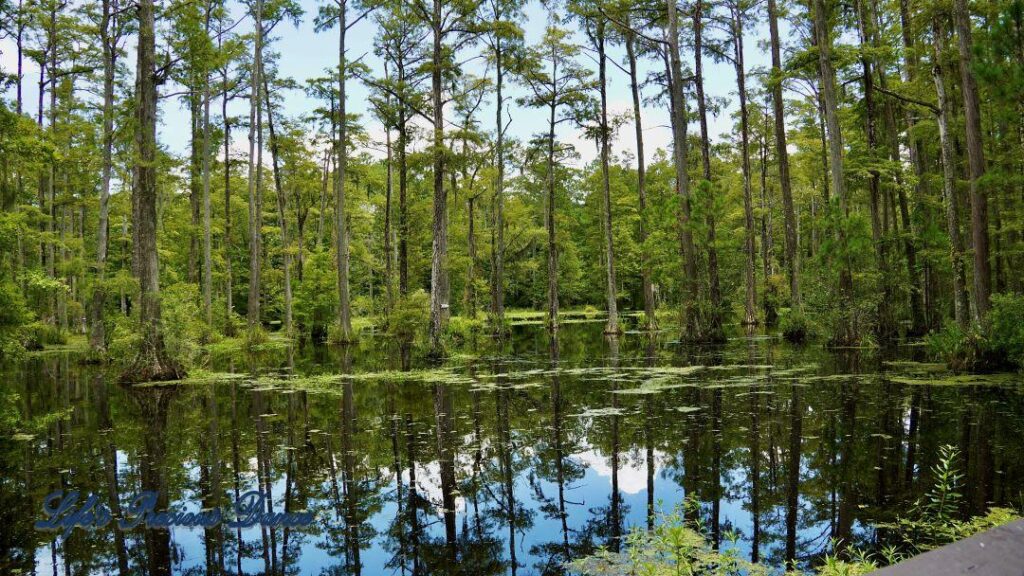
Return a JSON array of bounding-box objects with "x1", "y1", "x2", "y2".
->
[{"x1": 2, "y1": 321, "x2": 1023, "y2": 575}]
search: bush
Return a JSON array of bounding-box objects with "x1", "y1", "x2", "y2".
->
[
  {"x1": 928, "y1": 295, "x2": 1024, "y2": 372},
  {"x1": 294, "y1": 250, "x2": 338, "y2": 340},
  {"x1": 986, "y1": 294, "x2": 1024, "y2": 369},
  {"x1": 446, "y1": 314, "x2": 483, "y2": 344},
  {"x1": 781, "y1": 309, "x2": 813, "y2": 344},
  {"x1": 388, "y1": 290, "x2": 429, "y2": 342},
  {"x1": 244, "y1": 324, "x2": 269, "y2": 349},
  {"x1": 107, "y1": 284, "x2": 205, "y2": 371},
  {"x1": 107, "y1": 315, "x2": 141, "y2": 363},
  {"x1": 159, "y1": 283, "x2": 205, "y2": 369},
  {"x1": 926, "y1": 323, "x2": 983, "y2": 372},
  {"x1": 327, "y1": 320, "x2": 359, "y2": 345},
  {"x1": 0, "y1": 279, "x2": 31, "y2": 359},
  {"x1": 21, "y1": 321, "x2": 66, "y2": 350}
]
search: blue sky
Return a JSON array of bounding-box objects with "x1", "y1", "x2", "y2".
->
[{"x1": 1, "y1": 0, "x2": 791, "y2": 170}]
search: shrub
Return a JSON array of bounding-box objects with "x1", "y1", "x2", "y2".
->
[
  {"x1": 244, "y1": 324, "x2": 269, "y2": 349},
  {"x1": 446, "y1": 314, "x2": 483, "y2": 344},
  {"x1": 294, "y1": 250, "x2": 338, "y2": 340},
  {"x1": 107, "y1": 315, "x2": 141, "y2": 363},
  {"x1": 159, "y1": 283, "x2": 205, "y2": 370},
  {"x1": 781, "y1": 309, "x2": 813, "y2": 344},
  {"x1": 0, "y1": 279, "x2": 31, "y2": 359},
  {"x1": 108, "y1": 284, "x2": 206, "y2": 370},
  {"x1": 327, "y1": 320, "x2": 359, "y2": 345},
  {"x1": 986, "y1": 294, "x2": 1024, "y2": 369},
  {"x1": 21, "y1": 321, "x2": 66, "y2": 350},
  {"x1": 926, "y1": 323, "x2": 982, "y2": 372},
  {"x1": 927, "y1": 295, "x2": 1024, "y2": 372},
  {"x1": 388, "y1": 290, "x2": 430, "y2": 342}
]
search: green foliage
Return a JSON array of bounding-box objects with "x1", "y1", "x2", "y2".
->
[
  {"x1": 0, "y1": 278, "x2": 32, "y2": 360},
  {"x1": 245, "y1": 324, "x2": 270, "y2": 349},
  {"x1": 294, "y1": 250, "x2": 338, "y2": 340},
  {"x1": 388, "y1": 290, "x2": 430, "y2": 342},
  {"x1": 20, "y1": 321, "x2": 67, "y2": 351},
  {"x1": 928, "y1": 295, "x2": 1024, "y2": 372},
  {"x1": 926, "y1": 323, "x2": 981, "y2": 372},
  {"x1": 107, "y1": 284, "x2": 206, "y2": 370},
  {"x1": 107, "y1": 314, "x2": 142, "y2": 364},
  {"x1": 985, "y1": 294, "x2": 1024, "y2": 369},
  {"x1": 159, "y1": 283, "x2": 205, "y2": 370},
  {"x1": 446, "y1": 314, "x2": 484, "y2": 344},
  {"x1": 781, "y1": 309, "x2": 814, "y2": 344},
  {"x1": 328, "y1": 320, "x2": 359, "y2": 345}
]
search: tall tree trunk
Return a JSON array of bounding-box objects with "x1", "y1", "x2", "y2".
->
[
  {"x1": 90, "y1": 0, "x2": 117, "y2": 353},
  {"x1": 246, "y1": 0, "x2": 264, "y2": 330},
  {"x1": 384, "y1": 122, "x2": 394, "y2": 317},
  {"x1": 201, "y1": 2, "x2": 213, "y2": 328},
  {"x1": 16, "y1": 0, "x2": 23, "y2": 115},
  {"x1": 124, "y1": 0, "x2": 179, "y2": 382},
  {"x1": 734, "y1": 5, "x2": 758, "y2": 326},
  {"x1": 767, "y1": 0, "x2": 800, "y2": 309},
  {"x1": 222, "y1": 53, "x2": 234, "y2": 333},
  {"x1": 666, "y1": 0, "x2": 699, "y2": 341},
  {"x1": 189, "y1": 80, "x2": 201, "y2": 285},
  {"x1": 952, "y1": 0, "x2": 991, "y2": 321},
  {"x1": 398, "y1": 112, "x2": 409, "y2": 296},
  {"x1": 857, "y1": 0, "x2": 895, "y2": 341},
  {"x1": 46, "y1": 7, "x2": 57, "y2": 321},
  {"x1": 893, "y1": 0, "x2": 929, "y2": 335},
  {"x1": 814, "y1": 0, "x2": 857, "y2": 344},
  {"x1": 759, "y1": 110, "x2": 778, "y2": 326},
  {"x1": 428, "y1": 0, "x2": 449, "y2": 355},
  {"x1": 693, "y1": 0, "x2": 724, "y2": 341},
  {"x1": 263, "y1": 74, "x2": 293, "y2": 334},
  {"x1": 932, "y1": 18, "x2": 971, "y2": 329},
  {"x1": 596, "y1": 24, "x2": 620, "y2": 335},
  {"x1": 336, "y1": 0, "x2": 353, "y2": 341},
  {"x1": 491, "y1": 38, "x2": 506, "y2": 333},
  {"x1": 466, "y1": 195, "x2": 477, "y2": 319},
  {"x1": 547, "y1": 75, "x2": 559, "y2": 333},
  {"x1": 626, "y1": 31, "x2": 656, "y2": 330}
]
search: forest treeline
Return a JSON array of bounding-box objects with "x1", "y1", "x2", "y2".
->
[{"x1": 0, "y1": 0, "x2": 1022, "y2": 380}]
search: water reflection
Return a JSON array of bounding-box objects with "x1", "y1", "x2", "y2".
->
[{"x1": 2, "y1": 323, "x2": 1023, "y2": 575}]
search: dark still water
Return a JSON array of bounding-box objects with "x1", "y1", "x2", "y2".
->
[{"x1": 2, "y1": 322, "x2": 1023, "y2": 575}]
